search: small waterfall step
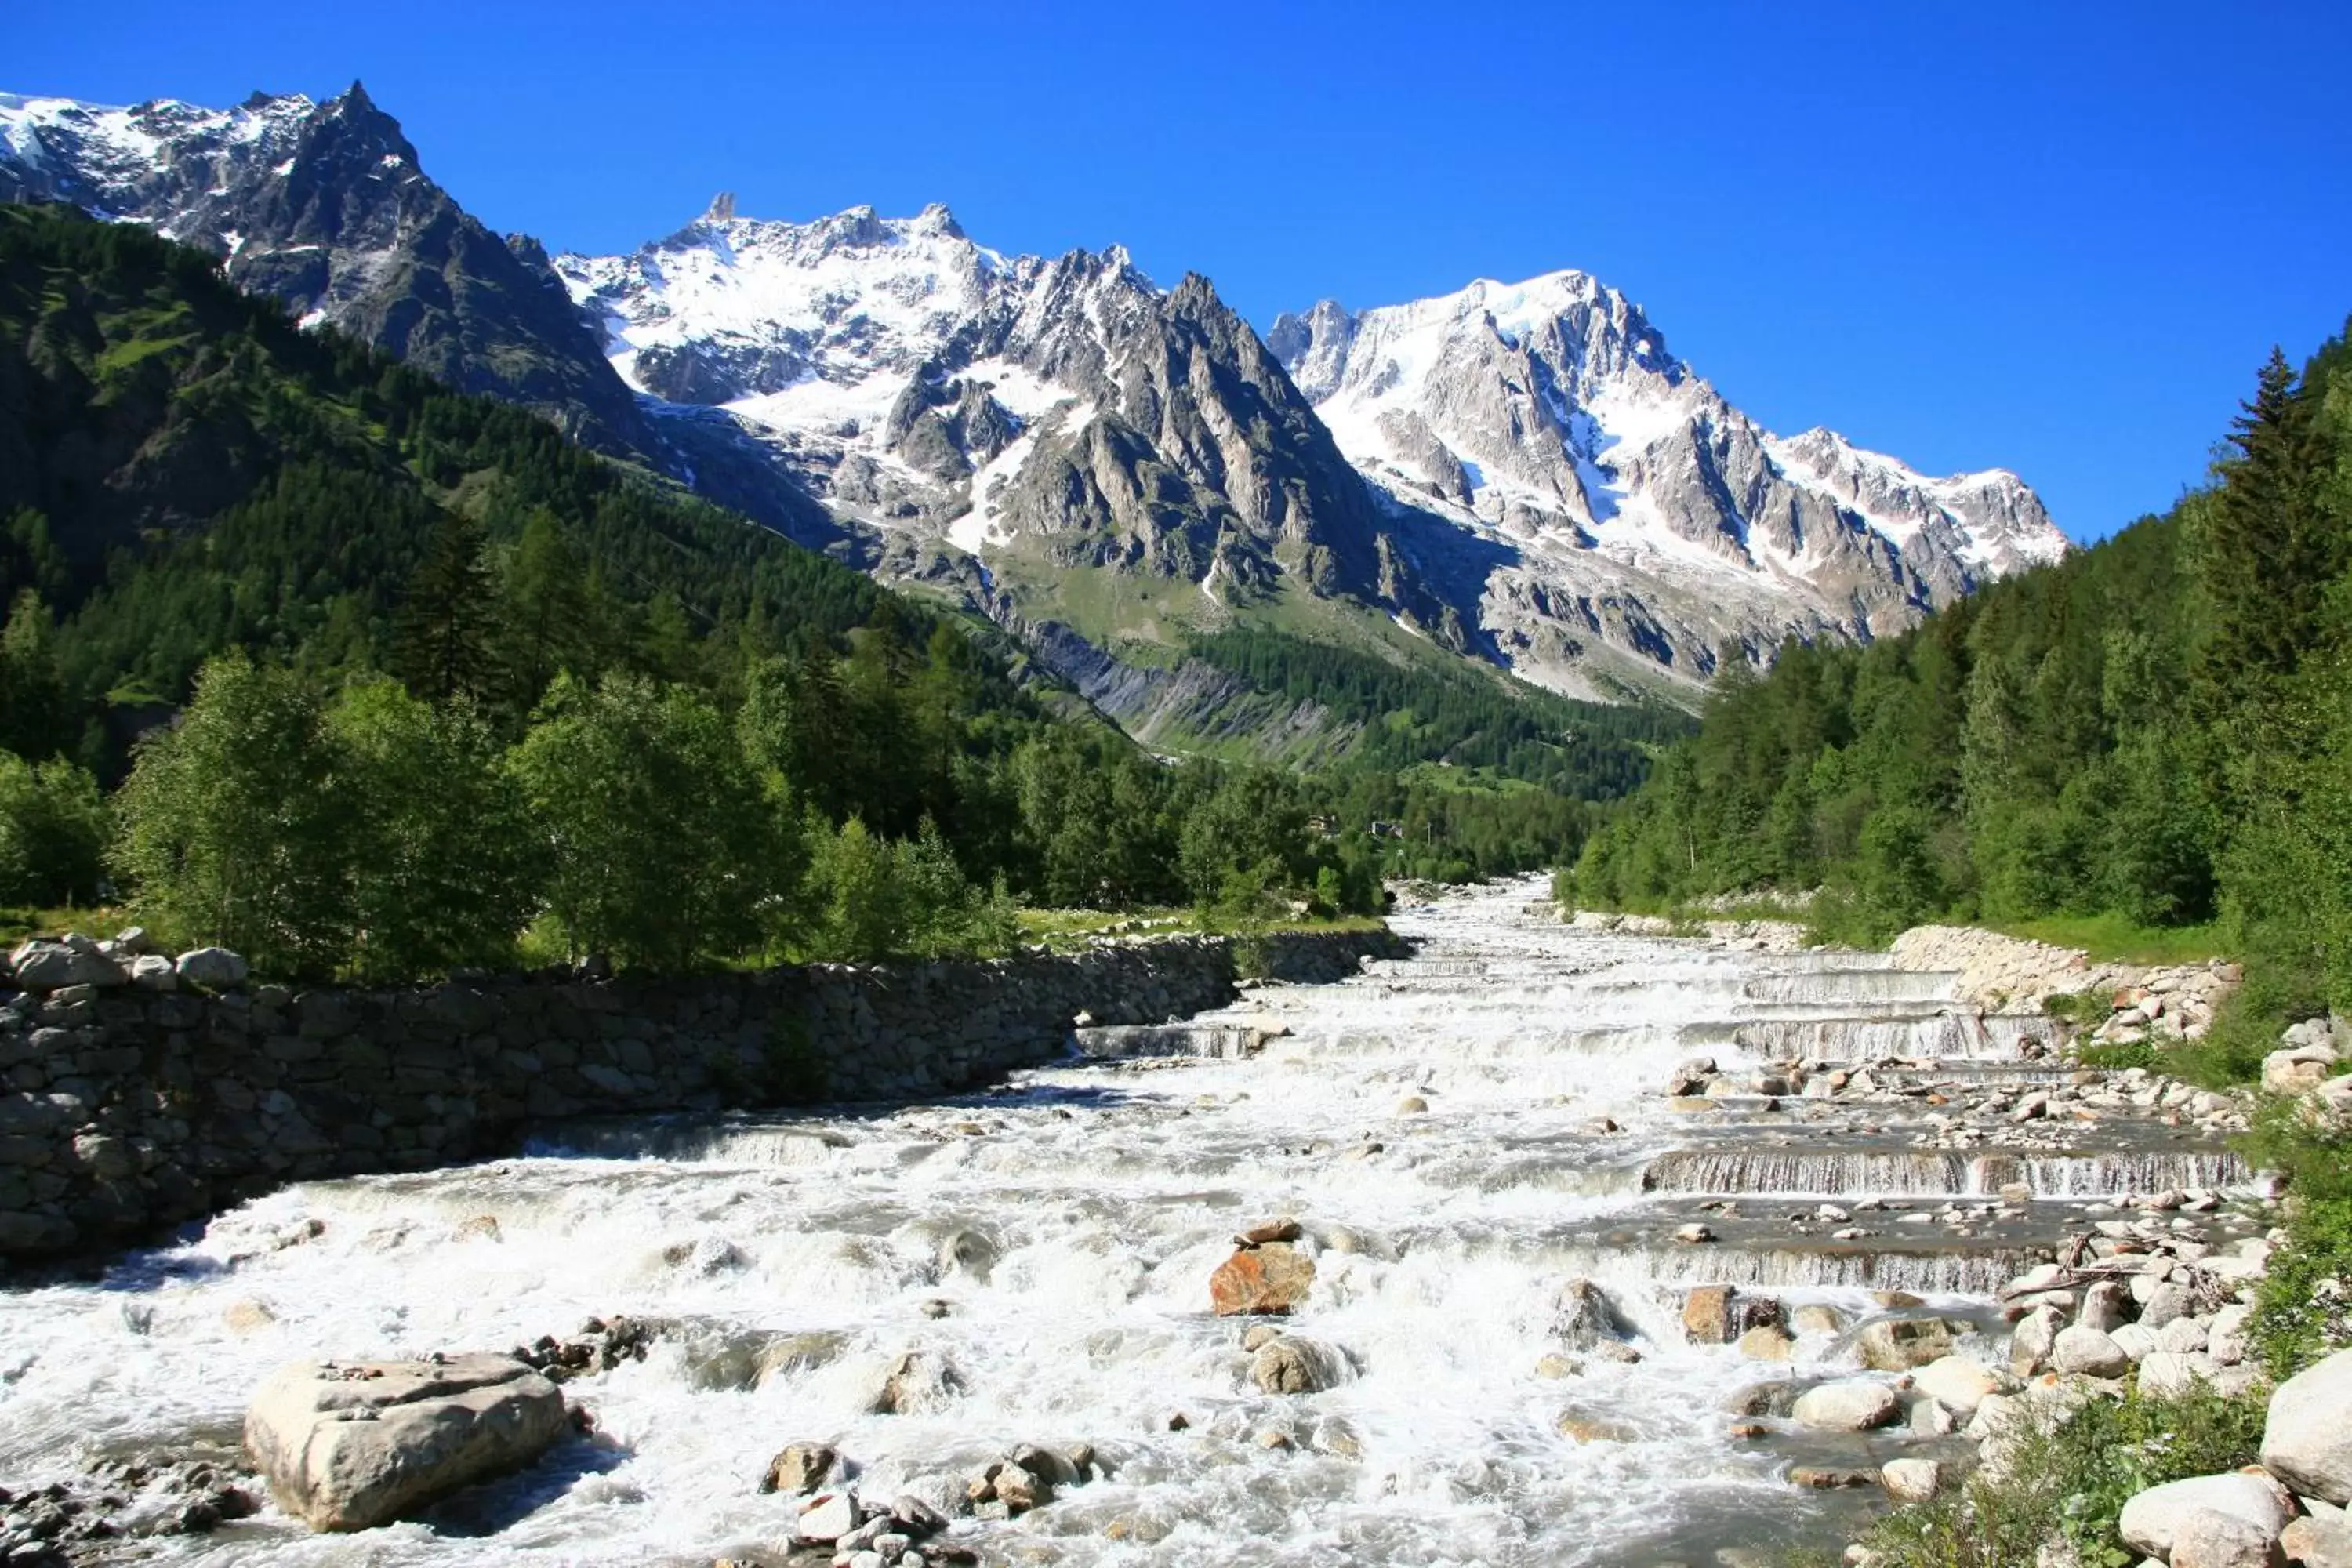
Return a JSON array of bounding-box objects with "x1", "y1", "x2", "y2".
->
[
  {"x1": 1641, "y1": 1142, "x2": 2251, "y2": 1199},
  {"x1": 1735, "y1": 1013, "x2": 2060, "y2": 1061},
  {"x1": 1741, "y1": 969, "x2": 1962, "y2": 1007},
  {"x1": 1072, "y1": 1022, "x2": 1282, "y2": 1059}
]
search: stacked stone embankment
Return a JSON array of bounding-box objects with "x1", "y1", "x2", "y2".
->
[
  {"x1": 1889, "y1": 924, "x2": 2241, "y2": 1036},
  {"x1": 0, "y1": 927, "x2": 1406, "y2": 1268}
]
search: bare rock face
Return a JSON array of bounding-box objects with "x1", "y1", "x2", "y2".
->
[
  {"x1": 1210, "y1": 1240, "x2": 1315, "y2": 1316},
  {"x1": 243, "y1": 1355, "x2": 568, "y2": 1532}
]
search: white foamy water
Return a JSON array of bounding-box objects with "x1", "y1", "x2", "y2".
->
[{"x1": 0, "y1": 880, "x2": 2228, "y2": 1565}]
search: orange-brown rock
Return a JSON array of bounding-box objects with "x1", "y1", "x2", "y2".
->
[
  {"x1": 1683, "y1": 1286, "x2": 1737, "y2": 1343},
  {"x1": 1210, "y1": 1241, "x2": 1315, "y2": 1316}
]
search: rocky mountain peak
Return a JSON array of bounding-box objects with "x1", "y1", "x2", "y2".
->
[
  {"x1": 912, "y1": 201, "x2": 964, "y2": 239},
  {"x1": 1267, "y1": 266, "x2": 2068, "y2": 698},
  {"x1": 0, "y1": 83, "x2": 654, "y2": 459},
  {"x1": 1, "y1": 78, "x2": 2071, "y2": 714}
]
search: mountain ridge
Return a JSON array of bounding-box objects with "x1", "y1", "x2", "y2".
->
[{"x1": 0, "y1": 82, "x2": 2068, "y2": 718}]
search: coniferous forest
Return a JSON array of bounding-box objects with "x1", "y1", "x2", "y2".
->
[
  {"x1": 0, "y1": 204, "x2": 1674, "y2": 975},
  {"x1": 1570, "y1": 316, "x2": 2352, "y2": 1062}
]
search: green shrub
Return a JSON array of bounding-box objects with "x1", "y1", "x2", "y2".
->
[
  {"x1": 800, "y1": 814, "x2": 1018, "y2": 963},
  {"x1": 114, "y1": 659, "x2": 548, "y2": 980},
  {"x1": 112, "y1": 655, "x2": 355, "y2": 978},
  {"x1": 2078, "y1": 1039, "x2": 2158, "y2": 1071},
  {"x1": 2042, "y1": 990, "x2": 2103, "y2": 1025},
  {"x1": 2240, "y1": 1103, "x2": 2352, "y2": 1375},
  {"x1": 1844, "y1": 1385, "x2": 2265, "y2": 1568},
  {"x1": 0, "y1": 750, "x2": 107, "y2": 906}
]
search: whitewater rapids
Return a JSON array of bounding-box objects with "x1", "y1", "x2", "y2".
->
[{"x1": 0, "y1": 879, "x2": 2241, "y2": 1565}]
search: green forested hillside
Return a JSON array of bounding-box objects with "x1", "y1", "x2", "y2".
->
[
  {"x1": 1188, "y1": 626, "x2": 1688, "y2": 796},
  {"x1": 0, "y1": 205, "x2": 1643, "y2": 971},
  {"x1": 0, "y1": 202, "x2": 920, "y2": 753},
  {"x1": 1571, "y1": 318, "x2": 2352, "y2": 1040}
]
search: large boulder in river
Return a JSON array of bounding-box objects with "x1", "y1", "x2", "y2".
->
[
  {"x1": 1791, "y1": 1378, "x2": 1902, "y2": 1431},
  {"x1": 1210, "y1": 1241, "x2": 1314, "y2": 1316},
  {"x1": 1554, "y1": 1278, "x2": 1627, "y2": 1348},
  {"x1": 1250, "y1": 1335, "x2": 1345, "y2": 1394},
  {"x1": 1857, "y1": 1316, "x2": 1956, "y2": 1370},
  {"x1": 244, "y1": 1355, "x2": 568, "y2": 1531},
  {"x1": 1682, "y1": 1285, "x2": 1777, "y2": 1345},
  {"x1": 760, "y1": 1443, "x2": 837, "y2": 1496},
  {"x1": 1913, "y1": 1355, "x2": 2013, "y2": 1416},
  {"x1": 2264, "y1": 1347, "x2": 2352, "y2": 1504}
]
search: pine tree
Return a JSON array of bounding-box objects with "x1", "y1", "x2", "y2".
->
[
  {"x1": 392, "y1": 512, "x2": 498, "y2": 704},
  {"x1": 0, "y1": 590, "x2": 69, "y2": 761},
  {"x1": 2200, "y1": 349, "x2": 2327, "y2": 693},
  {"x1": 498, "y1": 509, "x2": 593, "y2": 710}
]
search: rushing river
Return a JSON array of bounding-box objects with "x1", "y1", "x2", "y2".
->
[{"x1": 0, "y1": 879, "x2": 2249, "y2": 1566}]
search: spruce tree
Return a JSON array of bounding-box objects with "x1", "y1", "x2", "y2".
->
[
  {"x1": 498, "y1": 509, "x2": 593, "y2": 710},
  {"x1": 392, "y1": 513, "x2": 499, "y2": 704},
  {"x1": 2200, "y1": 349, "x2": 2326, "y2": 694},
  {"x1": 0, "y1": 590, "x2": 69, "y2": 761}
]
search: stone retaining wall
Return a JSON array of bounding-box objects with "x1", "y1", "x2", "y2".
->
[
  {"x1": 0, "y1": 928, "x2": 1406, "y2": 1269},
  {"x1": 1889, "y1": 924, "x2": 2240, "y2": 1037}
]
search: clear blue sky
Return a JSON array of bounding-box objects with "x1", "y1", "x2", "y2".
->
[{"x1": 17, "y1": 1, "x2": 2352, "y2": 541}]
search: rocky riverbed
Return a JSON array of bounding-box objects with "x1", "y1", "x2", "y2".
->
[{"x1": 0, "y1": 879, "x2": 2272, "y2": 1565}]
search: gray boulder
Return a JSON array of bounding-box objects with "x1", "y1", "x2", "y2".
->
[
  {"x1": 2010, "y1": 1305, "x2": 2063, "y2": 1374},
  {"x1": 1554, "y1": 1277, "x2": 1627, "y2": 1348},
  {"x1": 2171, "y1": 1506, "x2": 2286, "y2": 1568},
  {"x1": 2140, "y1": 1351, "x2": 2221, "y2": 1399},
  {"x1": 243, "y1": 1355, "x2": 568, "y2": 1531},
  {"x1": 2080, "y1": 1279, "x2": 2131, "y2": 1334},
  {"x1": 2051, "y1": 1324, "x2": 2131, "y2": 1378},
  {"x1": 1881, "y1": 1457, "x2": 1941, "y2": 1503},
  {"x1": 2281, "y1": 1512, "x2": 2352, "y2": 1568},
  {"x1": 7, "y1": 939, "x2": 124, "y2": 992},
  {"x1": 128, "y1": 953, "x2": 179, "y2": 991},
  {"x1": 176, "y1": 947, "x2": 250, "y2": 989},
  {"x1": 1791, "y1": 1378, "x2": 1901, "y2": 1431},
  {"x1": 761, "y1": 1442, "x2": 837, "y2": 1496},
  {"x1": 1250, "y1": 1335, "x2": 1345, "y2": 1395},
  {"x1": 795, "y1": 1491, "x2": 858, "y2": 1542},
  {"x1": 2118, "y1": 1472, "x2": 2292, "y2": 1559},
  {"x1": 1912, "y1": 1354, "x2": 2013, "y2": 1416},
  {"x1": 2266, "y1": 1348, "x2": 2352, "y2": 1505},
  {"x1": 1857, "y1": 1316, "x2": 1956, "y2": 1370}
]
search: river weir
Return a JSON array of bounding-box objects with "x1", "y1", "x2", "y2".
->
[{"x1": 0, "y1": 880, "x2": 2256, "y2": 1566}]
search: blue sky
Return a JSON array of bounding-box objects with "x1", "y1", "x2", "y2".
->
[{"x1": 17, "y1": 1, "x2": 2352, "y2": 541}]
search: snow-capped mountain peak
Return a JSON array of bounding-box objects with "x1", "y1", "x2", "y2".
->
[
  {"x1": 0, "y1": 78, "x2": 2070, "y2": 710},
  {"x1": 1266, "y1": 269, "x2": 2067, "y2": 691}
]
